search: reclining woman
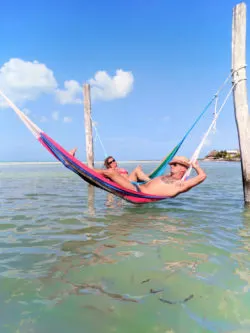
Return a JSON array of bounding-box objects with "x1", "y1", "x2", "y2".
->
[
  {"x1": 68, "y1": 149, "x2": 150, "y2": 183},
  {"x1": 103, "y1": 156, "x2": 150, "y2": 183}
]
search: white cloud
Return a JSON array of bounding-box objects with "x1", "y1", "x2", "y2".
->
[
  {"x1": 63, "y1": 116, "x2": 72, "y2": 123},
  {"x1": 0, "y1": 58, "x2": 134, "y2": 109},
  {"x1": 0, "y1": 58, "x2": 57, "y2": 108},
  {"x1": 55, "y1": 70, "x2": 134, "y2": 104},
  {"x1": 52, "y1": 111, "x2": 59, "y2": 121},
  {"x1": 89, "y1": 69, "x2": 134, "y2": 101},
  {"x1": 56, "y1": 80, "x2": 82, "y2": 105}
]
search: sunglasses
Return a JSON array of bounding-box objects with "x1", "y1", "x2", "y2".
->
[
  {"x1": 171, "y1": 163, "x2": 188, "y2": 168},
  {"x1": 107, "y1": 159, "x2": 116, "y2": 165}
]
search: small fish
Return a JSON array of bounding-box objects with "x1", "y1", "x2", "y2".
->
[
  {"x1": 159, "y1": 294, "x2": 194, "y2": 305},
  {"x1": 159, "y1": 298, "x2": 176, "y2": 305},
  {"x1": 141, "y1": 279, "x2": 150, "y2": 284},
  {"x1": 150, "y1": 289, "x2": 164, "y2": 294},
  {"x1": 183, "y1": 294, "x2": 194, "y2": 302}
]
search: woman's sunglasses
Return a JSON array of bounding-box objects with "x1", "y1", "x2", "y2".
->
[{"x1": 108, "y1": 159, "x2": 116, "y2": 165}]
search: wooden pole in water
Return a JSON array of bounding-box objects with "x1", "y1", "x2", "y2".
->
[
  {"x1": 83, "y1": 83, "x2": 94, "y2": 168},
  {"x1": 83, "y1": 83, "x2": 95, "y2": 211},
  {"x1": 232, "y1": 2, "x2": 250, "y2": 205}
]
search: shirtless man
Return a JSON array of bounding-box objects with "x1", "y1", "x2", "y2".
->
[{"x1": 100, "y1": 156, "x2": 206, "y2": 197}]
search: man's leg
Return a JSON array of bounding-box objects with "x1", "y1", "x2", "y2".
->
[{"x1": 128, "y1": 166, "x2": 150, "y2": 182}]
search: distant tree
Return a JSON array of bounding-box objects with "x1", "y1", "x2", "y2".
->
[
  {"x1": 213, "y1": 150, "x2": 227, "y2": 159},
  {"x1": 206, "y1": 150, "x2": 241, "y2": 160}
]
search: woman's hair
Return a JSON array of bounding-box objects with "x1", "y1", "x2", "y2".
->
[{"x1": 104, "y1": 156, "x2": 114, "y2": 169}]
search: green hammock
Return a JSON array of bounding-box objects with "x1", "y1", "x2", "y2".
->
[{"x1": 148, "y1": 98, "x2": 216, "y2": 179}]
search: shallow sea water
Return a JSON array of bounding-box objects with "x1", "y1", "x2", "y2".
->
[{"x1": 1, "y1": 161, "x2": 250, "y2": 333}]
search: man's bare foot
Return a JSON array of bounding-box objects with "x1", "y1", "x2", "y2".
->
[{"x1": 69, "y1": 147, "x2": 77, "y2": 157}]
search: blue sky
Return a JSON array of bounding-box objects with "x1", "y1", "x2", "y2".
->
[{"x1": 0, "y1": 0, "x2": 248, "y2": 162}]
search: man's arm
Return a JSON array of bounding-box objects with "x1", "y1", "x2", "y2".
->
[{"x1": 178, "y1": 162, "x2": 206, "y2": 193}]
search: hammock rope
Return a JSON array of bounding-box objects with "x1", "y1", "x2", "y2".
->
[
  {"x1": 182, "y1": 75, "x2": 242, "y2": 180},
  {"x1": 0, "y1": 90, "x2": 42, "y2": 138},
  {"x1": 213, "y1": 94, "x2": 218, "y2": 133},
  {"x1": 90, "y1": 116, "x2": 108, "y2": 158}
]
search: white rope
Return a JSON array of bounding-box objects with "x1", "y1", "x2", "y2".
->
[
  {"x1": 182, "y1": 82, "x2": 237, "y2": 180},
  {"x1": 0, "y1": 88, "x2": 108, "y2": 158},
  {"x1": 231, "y1": 64, "x2": 247, "y2": 77},
  {"x1": 214, "y1": 71, "x2": 234, "y2": 96},
  {"x1": 212, "y1": 94, "x2": 218, "y2": 133},
  {"x1": 0, "y1": 90, "x2": 42, "y2": 138},
  {"x1": 90, "y1": 116, "x2": 108, "y2": 158}
]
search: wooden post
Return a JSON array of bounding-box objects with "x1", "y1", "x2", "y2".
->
[
  {"x1": 83, "y1": 84, "x2": 94, "y2": 168},
  {"x1": 83, "y1": 84, "x2": 95, "y2": 211},
  {"x1": 232, "y1": 2, "x2": 250, "y2": 205}
]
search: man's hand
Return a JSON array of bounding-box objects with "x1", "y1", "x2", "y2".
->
[
  {"x1": 191, "y1": 161, "x2": 200, "y2": 169},
  {"x1": 191, "y1": 161, "x2": 206, "y2": 180},
  {"x1": 177, "y1": 161, "x2": 206, "y2": 194}
]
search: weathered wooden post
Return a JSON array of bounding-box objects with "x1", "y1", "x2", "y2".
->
[
  {"x1": 83, "y1": 84, "x2": 95, "y2": 213},
  {"x1": 83, "y1": 83, "x2": 94, "y2": 168},
  {"x1": 232, "y1": 2, "x2": 250, "y2": 205}
]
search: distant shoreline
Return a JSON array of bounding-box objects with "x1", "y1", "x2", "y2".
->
[
  {"x1": 203, "y1": 158, "x2": 240, "y2": 162},
  {"x1": 0, "y1": 160, "x2": 162, "y2": 166},
  {"x1": 0, "y1": 159, "x2": 241, "y2": 166}
]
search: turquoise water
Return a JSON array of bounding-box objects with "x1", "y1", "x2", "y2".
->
[{"x1": 1, "y1": 161, "x2": 250, "y2": 333}]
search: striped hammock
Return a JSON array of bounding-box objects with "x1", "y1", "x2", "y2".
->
[
  {"x1": 40, "y1": 132, "x2": 167, "y2": 203},
  {"x1": 0, "y1": 84, "x2": 232, "y2": 204}
]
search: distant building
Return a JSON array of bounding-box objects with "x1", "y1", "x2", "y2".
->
[
  {"x1": 226, "y1": 149, "x2": 240, "y2": 156},
  {"x1": 204, "y1": 149, "x2": 240, "y2": 160},
  {"x1": 206, "y1": 150, "x2": 217, "y2": 159}
]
